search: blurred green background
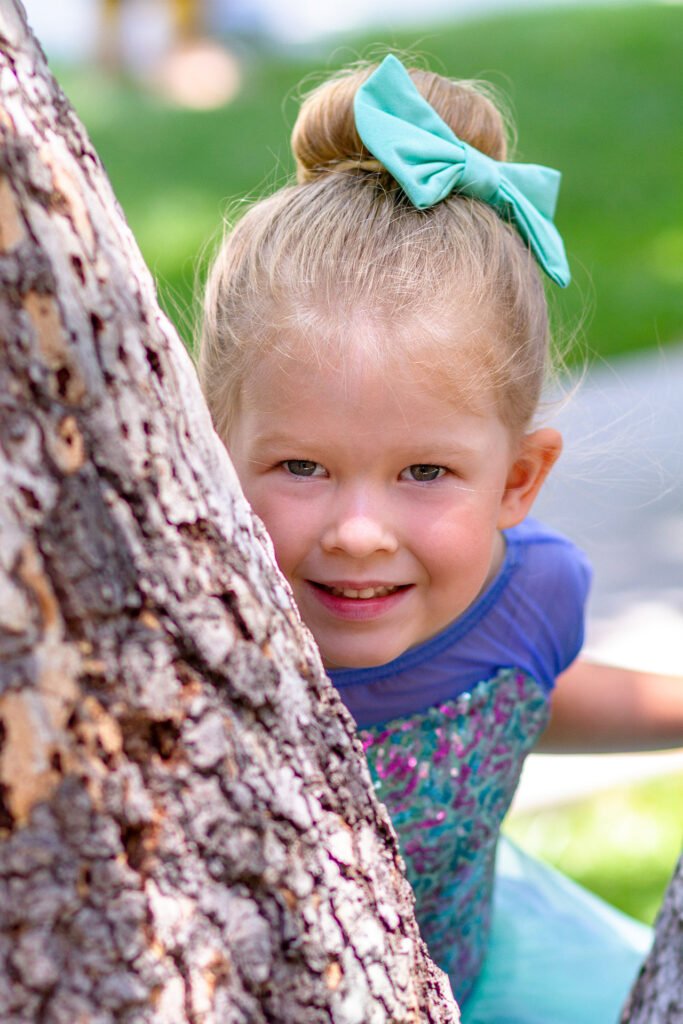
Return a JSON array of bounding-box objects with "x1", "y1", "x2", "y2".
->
[
  {"x1": 46, "y1": 1, "x2": 682, "y2": 927},
  {"x1": 504, "y1": 770, "x2": 683, "y2": 925},
  {"x1": 57, "y1": 2, "x2": 682, "y2": 359}
]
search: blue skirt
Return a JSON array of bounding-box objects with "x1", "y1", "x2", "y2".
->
[{"x1": 461, "y1": 838, "x2": 652, "y2": 1024}]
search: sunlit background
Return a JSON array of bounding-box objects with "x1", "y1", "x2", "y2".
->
[{"x1": 20, "y1": 0, "x2": 683, "y2": 927}]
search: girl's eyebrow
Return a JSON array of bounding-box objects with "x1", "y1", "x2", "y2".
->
[
  {"x1": 248, "y1": 431, "x2": 314, "y2": 449},
  {"x1": 392, "y1": 440, "x2": 483, "y2": 460},
  {"x1": 409, "y1": 444, "x2": 478, "y2": 456}
]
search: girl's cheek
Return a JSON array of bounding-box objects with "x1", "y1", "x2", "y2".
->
[
  {"x1": 415, "y1": 502, "x2": 498, "y2": 556},
  {"x1": 250, "y1": 491, "x2": 312, "y2": 557}
]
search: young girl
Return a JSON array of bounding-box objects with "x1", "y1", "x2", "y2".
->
[{"x1": 198, "y1": 55, "x2": 681, "y2": 1022}]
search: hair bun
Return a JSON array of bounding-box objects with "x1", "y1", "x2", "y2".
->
[{"x1": 291, "y1": 62, "x2": 508, "y2": 185}]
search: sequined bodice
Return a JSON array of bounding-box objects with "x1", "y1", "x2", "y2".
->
[{"x1": 359, "y1": 668, "x2": 550, "y2": 1001}]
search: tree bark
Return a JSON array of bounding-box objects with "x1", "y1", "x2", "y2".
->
[
  {"x1": 0, "y1": 3, "x2": 459, "y2": 1022},
  {"x1": 620, "y1": 851, "x2": 683, "y2": 1024}
]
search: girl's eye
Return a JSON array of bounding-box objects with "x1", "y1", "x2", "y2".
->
[
  {"x1": 402, "y1": 464, "x2": 446, "y2": 482},
  {"x1": 282, "y1": 459, "x2": 324, "y2": 477}
]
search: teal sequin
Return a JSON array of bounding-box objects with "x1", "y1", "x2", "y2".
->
[{"x1": 359, "y1": 668, "x2": 550, "y2": 1001}]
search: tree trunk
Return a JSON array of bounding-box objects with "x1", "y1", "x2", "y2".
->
[
  {"x1": 0, "y1": 3, "x2": 459, "y2": 1022},
  {"x1": 620, "y1": 851, "x2": 683, "y2": 1024}
]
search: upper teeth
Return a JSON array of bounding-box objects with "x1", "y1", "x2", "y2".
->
[{"x1": 328, "y1": 585, "x2": 399, "y2": 599}]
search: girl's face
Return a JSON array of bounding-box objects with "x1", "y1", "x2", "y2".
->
[{"x1": 229, "y1": 343, "x2": 559, "y2": 670}]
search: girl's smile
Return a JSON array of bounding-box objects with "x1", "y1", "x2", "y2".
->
[
  {"x1": 229, "y1": 340, "x2": 560, "y2": 669},
  {"x1": 305, "y1": 579, "x2": 413, "y2": 620}
]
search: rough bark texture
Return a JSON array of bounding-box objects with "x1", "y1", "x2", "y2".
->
[
  {"x1": 620, "y1": 852, "x2": 683, "y2": 1024},
  {"x1": 0, "y1": 3, "x2": 460, "y2": 1021}
]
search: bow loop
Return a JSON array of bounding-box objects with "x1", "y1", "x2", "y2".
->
[
  {"x1": 353, "y1": 55, "x2": 570, "y2": 287},
  {"x1": 500, "y1": 162, "x2": 561, "y2": 220}
]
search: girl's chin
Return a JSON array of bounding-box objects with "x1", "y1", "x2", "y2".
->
[
  {"x1": 316, "y1": 626, "x2": 416, "y2": 671},
  {"x1": 322, "y1": 646, "x2": 406, "y2": 670}
]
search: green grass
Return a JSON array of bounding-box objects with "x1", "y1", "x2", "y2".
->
[
  {"x1": 52, "y1": 2, "x2": 682, "y2": 357},
  {"x1": 504, "y1": 771, "x2": 683, "y2": 925}
]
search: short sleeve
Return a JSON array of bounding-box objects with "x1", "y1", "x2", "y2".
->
[{"x1": 498, "y1": 519, "x2": 593, "y2": 691}]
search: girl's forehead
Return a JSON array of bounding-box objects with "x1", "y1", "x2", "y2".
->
[
  {"x1": 241, "y1": 312, "x2": 500, "y2": 418},
  {"x1": 237, "y1": 348, "x2": 506, "y2": 453}
]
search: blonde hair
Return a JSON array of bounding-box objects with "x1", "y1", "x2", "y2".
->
[{"x1": 199, "y1": 61, "x2": 551, "y2": 441}]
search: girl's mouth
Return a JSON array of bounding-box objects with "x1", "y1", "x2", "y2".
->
[
  {"x1": 306, "y1": 581, "x2": 412, "y2": 620},
  {"x1": 314, "y1": 582, "x2": 403, "y2": 599}
]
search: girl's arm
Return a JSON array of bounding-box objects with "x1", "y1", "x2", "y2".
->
[{"x1": 539, "y1": 656, "x2": 683, "y2": 752}]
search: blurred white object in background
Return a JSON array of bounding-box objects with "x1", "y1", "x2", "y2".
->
[{"x1": 149, "y1": 37, "x2": 241, "y2": 108}]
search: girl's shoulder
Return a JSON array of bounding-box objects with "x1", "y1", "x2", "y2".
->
[
  {"x1": 504, "y1": 517, "x2": 593, "y2": 596},
  {"x1": 495, "y1": 517, "x2": 593, "y2": 689}
]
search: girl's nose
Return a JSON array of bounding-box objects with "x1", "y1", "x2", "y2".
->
[{"x1": 321, "y1": 509, "x2": 399, "y2": 559}]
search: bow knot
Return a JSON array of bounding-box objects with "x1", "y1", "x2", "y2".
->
[{"x1": 462, "y1": 145, "x2": 501, "y2": 205}]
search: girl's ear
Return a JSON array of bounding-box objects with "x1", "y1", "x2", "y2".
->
[{"x1": 497, "y1": 428, "x2": 562, "y2": 529}]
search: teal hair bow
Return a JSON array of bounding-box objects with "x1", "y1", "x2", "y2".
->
[{"x1": 353, "y1": 55, "x2": 570, "y2": 287}]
